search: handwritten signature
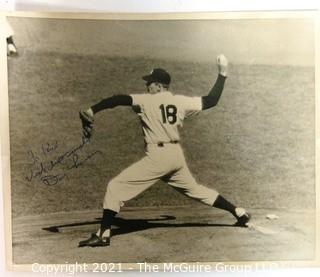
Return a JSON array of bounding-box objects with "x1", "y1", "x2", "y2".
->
[{"x1": 26, "y1": 138, "x2": 102, "y2": 186}]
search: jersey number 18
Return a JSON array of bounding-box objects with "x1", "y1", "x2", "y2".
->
[{"x1": 159, "y1": 104, "x2": 177, "y2": 124}]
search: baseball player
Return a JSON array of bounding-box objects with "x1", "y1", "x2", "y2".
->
[
  {"x1": 4, "y1": 18, "x2": 18, "y2": 56},
  {"x1": 79, "y1": 54, "x2": 250, "y2": 247}
]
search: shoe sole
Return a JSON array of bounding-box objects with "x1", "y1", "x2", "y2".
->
[
  {"x1": 79, "y1": 238, "x2": 110, "y2": 248},
  {"x1": 79, "y1": 242, "x2": 110, "y2": 247}
]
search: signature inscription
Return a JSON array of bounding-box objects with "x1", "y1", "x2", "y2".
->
[{"x1": 26, "y1": 139, "x2": 102, "y2": 186}]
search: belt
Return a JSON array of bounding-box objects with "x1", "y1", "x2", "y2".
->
[{"x1": 157, "y1": 141, "x2": 179, "y2": 147}]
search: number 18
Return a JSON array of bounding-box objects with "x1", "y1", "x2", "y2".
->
[{"x1": 159, "y1": 104, "x2": 177, "y2": 124}]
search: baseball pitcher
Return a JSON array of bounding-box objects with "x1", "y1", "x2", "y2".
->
[
  {"x1": 4, "y1": 18, "x2": 18, "y2": 56},
  {"x1": 79, "y1": 54, "x2": 250, "y2": 247}
]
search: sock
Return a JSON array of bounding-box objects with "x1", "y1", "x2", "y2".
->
[
  {"x1": 98, "y1": 209, "x2": 117, "y2": 237},
  {"x1": 96, "y1": 228, "x2": 110, "y2": 238},
  {"x1": 212, "y1": 195, "x2": 237, "y2": 218}
]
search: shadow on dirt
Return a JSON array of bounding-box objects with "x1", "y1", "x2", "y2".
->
[{"x1": 42, "y1": 215, "x2": 239, "y2": 236}]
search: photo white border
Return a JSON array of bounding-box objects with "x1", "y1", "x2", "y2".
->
[{"x1": 0, "y1": 8, "x2": 319, "y2": 274}]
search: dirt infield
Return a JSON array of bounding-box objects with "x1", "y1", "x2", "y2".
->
[{"x1": 12, "y1": 206, "x2": 315, "y2": 265}]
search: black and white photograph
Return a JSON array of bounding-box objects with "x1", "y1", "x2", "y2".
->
[{"x1": 1, "y1": 11, "x2": 319, "y2": 271}]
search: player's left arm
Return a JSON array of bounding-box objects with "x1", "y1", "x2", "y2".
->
[
  {"x1": 79, "y1": 95, "x2": 133, "y2": 141},
  {"x1": 202, "y1": 54, "x2": 228, "y2": 110},
  {"x1": 89, "y1": 94, "x2": 133, "y2": 115}
]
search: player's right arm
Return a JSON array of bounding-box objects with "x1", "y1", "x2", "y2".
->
[{"x1": 201, "y1": 54, "x2": 228, "y2": 110}]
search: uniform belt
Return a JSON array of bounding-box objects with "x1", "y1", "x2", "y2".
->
[{"x1": 157, "y1": 141, "x2": 179, "y2": 147}]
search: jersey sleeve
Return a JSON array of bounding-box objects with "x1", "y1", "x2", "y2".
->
[
  {"x1": 177, "y1": 95, "x2": 202, "y2": 118},
  {"x1": 178, "y1": 95, "x2": 202, "y2": 111},
  {"x1": 186, "y1": 96, "x2": 202, "y2": 111},
  {"x1": 130, "y1": 94, "x2": 148, "y2": 106},
  {"x1": 130, "y1": 93, "x2": 149, "y2": 114}
]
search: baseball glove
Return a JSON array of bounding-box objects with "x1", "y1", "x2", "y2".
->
[{"x1": 79, "y1": 110, "x2": 94, "y2": 141}]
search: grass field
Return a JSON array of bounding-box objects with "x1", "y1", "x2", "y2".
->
[{"x1": 7, "y1": 50, "x2": 315, "y2": 218}]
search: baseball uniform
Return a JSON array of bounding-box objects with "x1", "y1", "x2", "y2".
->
[
  {"x1": 104, "y1": 91, "x2": 218, "y2": 213},
  {"x1": 78, "y1": 57, "x2": 251, "y2": 248},
  {"x1": 4, "y1": 18, "x2": 17, "y2": 56}
]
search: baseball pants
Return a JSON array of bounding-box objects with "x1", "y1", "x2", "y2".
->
[{"x1": 104, "y1": 143, "x2": 219, "y2": 213}]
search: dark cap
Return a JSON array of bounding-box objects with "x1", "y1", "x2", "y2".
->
[{"x1": 142, "y1": 68, "x2": 171, "y2": 85}]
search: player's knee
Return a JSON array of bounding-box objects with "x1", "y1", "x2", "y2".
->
[{"x1": 106, "y1": 179, "x2": 118, "y2": 194}]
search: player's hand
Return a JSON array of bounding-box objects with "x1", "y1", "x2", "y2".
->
[
  {"x1": 217, "y1": 54, "x2": 228, "y2": 77},
  {"x1": 79, "y1": 109, "x2": 94, "y2": 142}
]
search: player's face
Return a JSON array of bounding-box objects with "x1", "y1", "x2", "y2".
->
[{"x1": 146, "y1": 82, "x2": 162, "y2": 94}]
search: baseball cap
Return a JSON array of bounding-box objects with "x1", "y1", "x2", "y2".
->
[{"x1": 142, "y1": 68, "x2": 171, "y2": 85}]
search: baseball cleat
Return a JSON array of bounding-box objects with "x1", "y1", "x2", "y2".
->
[
  {"x1": 234, "y1": 207, "x2": 251, "y2": 227},
  {"x1": 78, "y1": 233, "x2": 110, "y2": 247}
]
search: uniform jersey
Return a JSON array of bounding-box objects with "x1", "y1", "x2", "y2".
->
[{"x1": 130, "y1": 91, "x2": 202, "y2": 144}]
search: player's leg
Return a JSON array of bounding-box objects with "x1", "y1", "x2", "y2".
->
[
  {"x1": 5, "y1": 19, "x2": 17, "y2": 56},
  {"x1": 167, "y1": 164, "x2": 250, "y2": 226},
  {"x1": 7, "y1": 36, "x2": 17, "y2": 56},
  {"x1": 79, "y1": 155, "x2": 164, "y2": 247}
]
